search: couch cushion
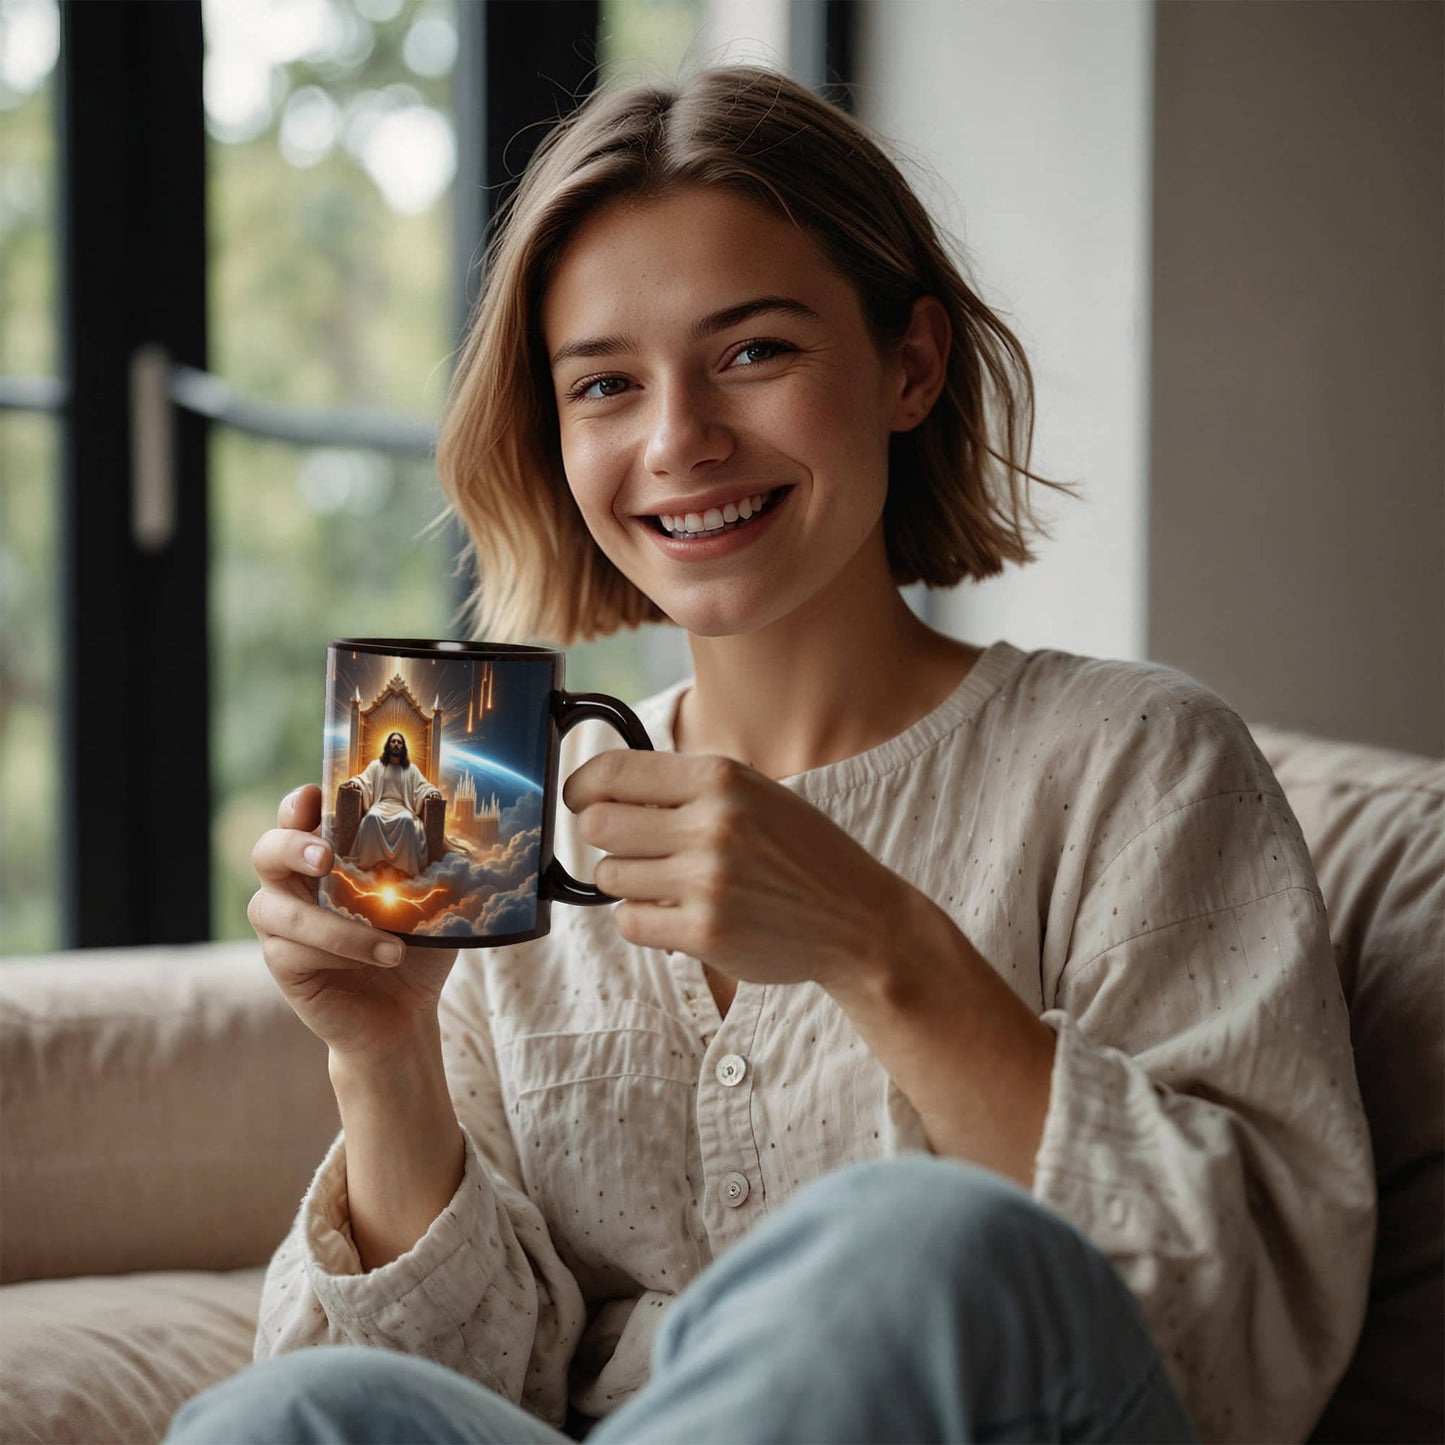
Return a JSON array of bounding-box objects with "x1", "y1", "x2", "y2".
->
[
  {"x1": 1249, "y1": 725, "x2": 1444, "y2": 1443},
  {"x1": 0, "y1": 941, "x2": 338, "y2": 1282},
  {"x1": 0, "y1": 1268, "x2": 263, "y2": 1445}
]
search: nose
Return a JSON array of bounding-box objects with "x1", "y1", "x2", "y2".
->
[{"x1": 642, "y1": 378, "x2": 733, "y2": 479}]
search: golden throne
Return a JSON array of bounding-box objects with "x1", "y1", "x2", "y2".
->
[{"x1": 333, "y1": 673, "x2": 447, "y2": 867}]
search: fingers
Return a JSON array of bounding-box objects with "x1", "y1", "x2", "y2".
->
[
  {"x1": 248, "y1": 886, "x2": 404, "y2": 970},
  {"x1": 565, "y1": 751, "x2": 746, "y2": 813},
  {"x1": 278, "y1": 783, "x2": 322, "y2": 831},
  {"x1": 252, "y1": 823, "x2": 332, "y2": 885},
  {"x1": 576, "y1": 800, "x2": 681, "y2": 857},
  {"x1": 593, "y1": 854, "x2": 675, "y2": 902}
]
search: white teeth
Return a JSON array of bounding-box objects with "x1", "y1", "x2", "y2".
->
[{"x1": 657, "y1": 488, "x2": 782, "y2": 537}]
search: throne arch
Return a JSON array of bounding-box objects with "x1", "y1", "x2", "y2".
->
[{"x1": 348, "y1": 673, "x2": 445, "y2": 785}]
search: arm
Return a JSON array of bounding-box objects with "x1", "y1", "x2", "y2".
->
[
  {"x1": 327, "y1": 1021, "x2": 465, "y2": 1271},
  {"x1": 826, "y1": 888, "x2": 1056, "y2": 1188},
  {"x1": 837, "y1": 715, "x2": 1375, "y2": 1445},
  {"x1": 248, "y1": 782, "x2": 586, "y2": 1423},
  {"x1": 255, "y1": 970, "x2": 588, "y2": 1425}
]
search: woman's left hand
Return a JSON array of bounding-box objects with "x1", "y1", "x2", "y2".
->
[{"x1": 563, "y1": 750, "x2": 917, "y2": 994}]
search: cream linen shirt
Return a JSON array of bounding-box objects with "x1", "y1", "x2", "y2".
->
[{"x1": 255, "y1": 641, "x2": 1375, "y2": 1444}]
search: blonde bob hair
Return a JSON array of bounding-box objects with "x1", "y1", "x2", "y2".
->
[{"x1": 436, "y1": 65, "x2": 1076, "y2": 646}]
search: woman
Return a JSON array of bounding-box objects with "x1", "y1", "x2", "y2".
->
[{"x1": 169, "y1": 67, "x2": 1372, "y2": 1445}]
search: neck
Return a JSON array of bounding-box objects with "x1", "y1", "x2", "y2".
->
[{"x1": 676, "y1": 537, "x2": 982, "y2": 779}]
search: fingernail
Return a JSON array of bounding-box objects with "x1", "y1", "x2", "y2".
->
[
  {"x1": 375, "y1": 941, "x2": 404, "y2": 966},
  {"x1": 304, "y1": 843, "x2": 328, "y2": 871}
]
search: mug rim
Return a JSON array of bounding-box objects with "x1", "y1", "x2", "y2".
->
[{"x1": 329, "y1": 637, "x2": 561, "y2": 660}]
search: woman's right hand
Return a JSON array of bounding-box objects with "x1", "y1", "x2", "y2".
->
[{"x1": 248, "y1": 783, "x2": 459, "y2": 1064}]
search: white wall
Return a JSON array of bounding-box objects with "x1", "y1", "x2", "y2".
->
[{"x1": 856, "y1": 0, "x2": 1155, "y2": 661}]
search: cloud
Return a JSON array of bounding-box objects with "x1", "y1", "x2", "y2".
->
[
  {"x1": 414, "y1": 878, "x2": 537, "y2": 938},
  {"x1": 476, "y1": 884, "x2": 539, "y2": 935},
  {"x1": 500, "y1": 790, "x2": 542, "y2": 844}
]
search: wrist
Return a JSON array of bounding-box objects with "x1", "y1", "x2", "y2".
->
[
  {"x1": 328, "y1": 1016, "x2": 446, "y2": 1098},
  {"x1": 828, "y1": 876, "x2": 950, "y2": 1019}
]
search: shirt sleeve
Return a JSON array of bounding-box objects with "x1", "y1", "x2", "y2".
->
[
  {"x1": 1031, "y1": 709, "x2": 1376, "y2": 1445},
  {"x1": 252, "y1": 961, "x2": 588, "y2": 1428}
]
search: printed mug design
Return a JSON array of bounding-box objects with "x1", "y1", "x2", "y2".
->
[{"x1": 320, "y1": 649, "x2": 554, "y2": 939}]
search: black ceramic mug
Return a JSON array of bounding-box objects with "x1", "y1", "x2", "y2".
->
[{"x1": 317, "y1": 638, "x2": 653, "y2": 947}]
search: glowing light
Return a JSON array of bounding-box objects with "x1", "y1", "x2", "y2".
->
[{"x1": 333, "y1": 874, "x2": 451, "y2": 913}]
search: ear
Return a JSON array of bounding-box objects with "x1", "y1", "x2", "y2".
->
[{"x1": 888, "y1": 295, "x2": 952, "y2": 434}]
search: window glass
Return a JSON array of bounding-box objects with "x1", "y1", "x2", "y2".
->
[
  {"x1": 209, "y1": 435, "x2": 454, "y2": 938},
  {"x1": 204, "y1": 0, "x2": 460, "y2": 939},
  {"x1": 203, "y1": 0, "x2": 457, "y2": 413},
  {"x1": 0, "y1": 0, "x2": 61, "y2": 955},
  {"x1": 599, "y1": 0, "x2": 790, "y2": 82}
]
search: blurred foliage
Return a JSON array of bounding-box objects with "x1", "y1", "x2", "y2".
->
[
  {"x1": 599, "y1": 0, "x2": 705, "y2": 84},
  {"x1": 0, "y1": 40, "x2": 59, "y2": 956},
  {"x1": 207, "y1": 0, "x2": 462, "y2": 938}
]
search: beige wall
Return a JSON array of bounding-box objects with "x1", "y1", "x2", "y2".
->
[
  {"x1": 1148, "y1": 0, "x2": 1443, "y2": 754},
  {"x1": 857, "y1": 0, "x2": 1155, "y2": 664}
]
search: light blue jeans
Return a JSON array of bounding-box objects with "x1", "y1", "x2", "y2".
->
[{"x1": 166, "y1": 1156, "x2": 1198, "y2": 1444}]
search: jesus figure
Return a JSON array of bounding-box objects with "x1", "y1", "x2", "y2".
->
[{"x1": 340, "y1": 732, "x2": 443, "y2": 877}]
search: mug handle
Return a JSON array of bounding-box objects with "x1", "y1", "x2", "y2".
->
[{"x1": 540, "y1": 690, "x2": 655, "y2": 907}]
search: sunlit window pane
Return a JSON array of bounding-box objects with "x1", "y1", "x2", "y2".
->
[
  {"x1": 0, "y1": 413, "x2": 61, "y2": 955},
  {"x1": 599, "y1": 0, "x2": 790, "y2": 83},
  {"x1": 203, "y1": 0, "x2": 456, "y2": 415},
  {"x1": 204, "y1": 0, "x2": 462, "y2": 940},
  {"x1": 209, "y1": 432, "x2": 456, "y2": 939},
  {"x1": 0, "y1": 0, "x2": 61, "y2": 956}
]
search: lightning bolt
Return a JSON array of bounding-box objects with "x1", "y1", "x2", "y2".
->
[{"x1": 334, "y1": 875, "x2": 452, "y2": 913}]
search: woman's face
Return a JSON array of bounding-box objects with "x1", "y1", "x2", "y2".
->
[{"x1": 541, "y1": 187, "x2": 914, "y2": 639}]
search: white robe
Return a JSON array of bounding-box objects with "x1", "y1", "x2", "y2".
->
[{"x1": 346, "y1": 760, "x2": 442, "y2": 875}]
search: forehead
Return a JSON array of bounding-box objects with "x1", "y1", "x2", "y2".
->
[{"x1": 541, "y1": 188, "x2": 854, "y2": 343}]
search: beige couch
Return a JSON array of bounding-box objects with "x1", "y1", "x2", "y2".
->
[{"x1": 1, "y1": 727, "x2": 1440, "y2": 1445}]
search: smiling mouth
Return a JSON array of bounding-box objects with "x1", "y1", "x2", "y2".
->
[{"x1": 648, "y1": 487, "x2": 790, "y2": 539}]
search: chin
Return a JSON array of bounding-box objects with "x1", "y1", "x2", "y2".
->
[{"x1": 661, "y1": 589, "x2": 798, "y2": 640}]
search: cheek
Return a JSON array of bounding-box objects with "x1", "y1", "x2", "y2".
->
[{"x1": 559, "y1": 427, "x2": 626, "y2": 528}]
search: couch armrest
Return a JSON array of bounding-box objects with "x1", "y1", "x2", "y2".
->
[{"x1": 0, "y1": 941, "x2": 338, "y2": 1283}]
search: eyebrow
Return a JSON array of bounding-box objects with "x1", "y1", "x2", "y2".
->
[{"x1": 548, "y1": 294, "x2": 823, "y2": 369}]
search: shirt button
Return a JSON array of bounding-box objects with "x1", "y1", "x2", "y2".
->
[
  {"x1": 1107, "y1": 1195, "x2": 1129, "y2": 1228},
  {"x1": 720, "y1": 1172, "x2": 751, "y2": 1207},
  {"x1": 716, "y1": 1054, "x2": 748, "y2": 1087}
]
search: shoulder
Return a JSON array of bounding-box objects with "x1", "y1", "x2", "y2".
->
[
  {"x1": 987, "y1": 651, "x2": 1307, "y2": 921},
  {"x1": 981, "y1": 647, "x2": 1281, "y2": 844}
]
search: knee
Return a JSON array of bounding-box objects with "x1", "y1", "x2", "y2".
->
[
  {"x1": 166, "y1": 1347, "x2": 434, "y2": 1444},
  {"x1": 781, "y1": 1155, "x2": 1115, "y2": 1315}
]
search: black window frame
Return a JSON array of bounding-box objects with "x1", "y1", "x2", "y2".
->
[{"x1": 18, "y1": 0, "x2": 853, "y2": 949}]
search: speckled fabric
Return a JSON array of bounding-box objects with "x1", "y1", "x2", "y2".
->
[{"x1": 255, "y1": 641, "x2": 1374, "y2": 1444}]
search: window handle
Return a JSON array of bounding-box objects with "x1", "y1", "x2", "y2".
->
[{"x1": 130, "y1": 343, "x2": 175, "y2": 552}]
